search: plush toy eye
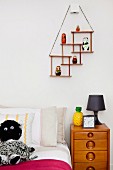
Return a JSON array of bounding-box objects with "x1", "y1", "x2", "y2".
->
[
  {"x1": 10, "y1": 126, "x2": 14, "y2": 130},
  {"x1": 4, "y1": 127, "x2": 8, "y2": 131}
]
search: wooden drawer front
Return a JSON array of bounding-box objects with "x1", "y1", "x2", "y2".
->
[
  {"x1": 73, "y1": 132, "x2": 107, "y2": 140},
  {"x1": 74, "y1": 151, "x2": 107, "y2": 162},
  {"x1": 74, "y1": 162, "x2": 107, "y2": 170},
  {"x1": 74, "y1": 140, "x2": 107, "y2": 150}
]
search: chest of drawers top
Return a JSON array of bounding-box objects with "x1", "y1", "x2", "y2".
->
[{"x1": 71, "y1": 123, "x2": 109, "y2": 133}]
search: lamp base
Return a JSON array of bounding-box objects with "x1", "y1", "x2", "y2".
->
[{"x1": 94, "y1": 111, "x2": 102, "y2": 125}]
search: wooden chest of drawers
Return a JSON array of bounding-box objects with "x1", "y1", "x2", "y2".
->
[{"x1": 71, "y1": 124, "x2": 110, "y2": 170}]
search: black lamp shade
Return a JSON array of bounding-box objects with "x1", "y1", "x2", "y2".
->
[{"x1": 86, "y1": 95, "x2": 106, "y2": 111}]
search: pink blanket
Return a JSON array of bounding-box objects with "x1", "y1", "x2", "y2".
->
[{"x1": 0, "y1": 159, "x2": 72, "y2": 170}]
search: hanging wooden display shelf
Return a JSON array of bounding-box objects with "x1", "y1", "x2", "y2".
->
[{"x1": 49, "y1": 5, "x2": 94, "y2": 78}]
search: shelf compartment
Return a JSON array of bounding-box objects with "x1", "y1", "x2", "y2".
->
[
  {"x1": 61, "y1": 43, "x2": 82, "y2": 56},
  {"x1": 50, "y1": 54, "x2": 71, "y2": 77},
  {"x1": 71, "y1": 30, "x2": 94, "y2": 52}
]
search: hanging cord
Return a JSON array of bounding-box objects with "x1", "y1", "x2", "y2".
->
[
  {"x1": 79, "y1": 5, "x2": 94, "y2": 31},
  {"x1": 49, "y1": 5, "x2": 93, "y2": 55},
  {"x1": 49, "y1": 5, "x2": 70, "y2": 55}
]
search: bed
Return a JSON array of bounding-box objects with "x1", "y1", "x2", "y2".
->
[
  {"x1": 0, "y1": 143, "x2": 71, "y2": 170},
  {"x1": 0, "y1": 106, "x2": 72, "y2": 170}
]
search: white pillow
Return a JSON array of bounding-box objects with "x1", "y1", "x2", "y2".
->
[
  {"x1": 0, "y1": 108, "x2": 40, "y2": 145},
  {"x1": 32, "y1": 108, "x2": 41, "y2": 146},
  {"x1": 57, "y1": 107, "x2": 67, "y2": 143},
  {"x1": 40, "y1": 106, "x2": 57, "y2": 146},
  {"x1": 0, "y1": 113, "x2": 34, "y2": 145}
]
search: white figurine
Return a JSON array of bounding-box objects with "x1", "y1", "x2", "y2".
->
[{"x1": 82, "y1": 37, "x2": 89, "y2": 51}]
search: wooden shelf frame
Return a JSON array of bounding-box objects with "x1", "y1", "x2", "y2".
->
[
  {"x1": 71, "y1": 30, "x2": 94, "y2": 33},
  {"x1": 49, "y1": 55, "x2": 72, "y2": 77},
  {"x1": 61, "y1": 63, "x2": 83, "y2": 66},
  {"x1": 50, "y1": 75, "x2": 72, "y2": 78},
  {"x1": 50, "y1": 30, "x2": 94, "y2": 78}
]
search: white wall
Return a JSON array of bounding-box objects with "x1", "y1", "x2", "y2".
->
[{"x1": 0, "y1": 0, "x2": 113, "y2": 168}]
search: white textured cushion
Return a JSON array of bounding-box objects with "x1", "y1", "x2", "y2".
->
[
  {"x1": 32, "y1": 108, "x2": 41, "y2": 146},
  {"x1": 40, "y1": 106, "x2": 57, "y2": 146},
  {"x1": 57, "y1": 107, "x2": 67, "y2": 143},
  {"x1": 0, "y1": 108, "x2": 40, "y2": 145}
]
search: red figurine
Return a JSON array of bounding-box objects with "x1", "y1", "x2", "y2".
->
[
  {"x1": 72, "y1": 56, "x2": 77, "y2": 64},
  {"x1": 76, "y1": 25, "x2": 80, "y2": 32},
  {"x1": 61, "y1": 33, "x2": 66, "y2": 44}
]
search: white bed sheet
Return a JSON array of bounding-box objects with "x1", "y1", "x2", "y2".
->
[{"x1": 31, "y1": 143, "x2": 72, "y2": 167}]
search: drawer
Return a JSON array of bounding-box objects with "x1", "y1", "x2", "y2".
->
[
  {"x1": 74, "y1": 162, "x2": 107, "y2": 170},
  {"x1": 73, "y1": 132, "x2": 107, "y2": 140},
  {"x1": 74, "y1": 139, "x2": 107, "y2": 150},
  {"x1": 74, "y1": 151, "x2": 107, "y2": 162}
]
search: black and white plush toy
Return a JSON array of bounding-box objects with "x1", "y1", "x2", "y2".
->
[
  {"x1": 0, "y1": 120, "x2": 37, "y2": 166},
  {"x1": 82, "y1": 37, "x2": 89, "y2": 51}
]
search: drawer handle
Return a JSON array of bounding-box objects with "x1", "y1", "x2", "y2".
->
[
  {"x1": 86, "y1": 152, "x2": 95, "y2": 161},
  {"x1": 86, "y1": 166, "x2": 95, "y2": 170},
  {"x1": 87, "y1": 132, "x2": 93, "y2": 138},
  {"x1": 86, "y1": 141, "x2": 95, "y2": 149}
]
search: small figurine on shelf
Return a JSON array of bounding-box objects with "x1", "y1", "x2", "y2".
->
[
  {"x1": 76, "y1": 25, "x2": 80, "y2": 32},
  {"x1": 82, "y1": 37, "x2": 89, "y2": 51},
  {"x1": 55, "y1": 66, "x2": 61, "y2": 76},
  {"x1": 61, "y1": 33, "x2": 66, "y2": 44},
  {"x1": 72, "y1": 56, "x2": 77, "y2": 64}
]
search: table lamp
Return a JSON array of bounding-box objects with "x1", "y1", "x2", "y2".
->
[{"x1": 86, "y1": 95, "x2": 106, "y2": 125}]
